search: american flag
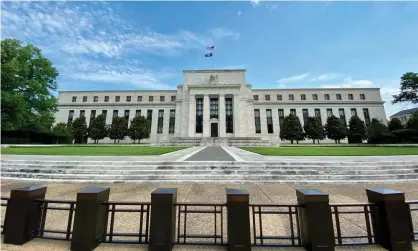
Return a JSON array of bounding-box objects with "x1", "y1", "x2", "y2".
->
[{"x1": 207, "y1": 46, "x2": 214, "y2": 50}]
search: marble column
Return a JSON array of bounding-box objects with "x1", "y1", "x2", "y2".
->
[
  {"x1": 203, "y1": 94, "x2": 210, "y2": 137},
  {"x1": 219, "y1": 94, "x2": 226, "y2": 137},
  {"x1": 188, "y1": 95, "x2": 195, "y2": 137}
]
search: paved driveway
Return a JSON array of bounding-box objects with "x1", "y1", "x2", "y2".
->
[{"x1": 185, "y1": 146, "x2": 235, "y2": 161}]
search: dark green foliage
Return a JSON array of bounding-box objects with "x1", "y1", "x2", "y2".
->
[
  {"x1": 303, "y1": 117, "x2": 325, "y2": 144},
  {"x1": 279, "y1": 114, "x2": 305, "y2": 144},
  {"x1": 71, "y1": 116, "x2": 88, "y2": 144},
  {"x1": 1, "y1": 38, "x2": 59, "y2": 132},
  {"x1": 108, "y1": 116, "x2": 127, "y2": 144},
  {"x1": 51, "y1": 123, "x2": 72, "y2": 144},
  {"x1": 391, "y1": 129, "x2": 418, "y2": 143},
  {"x1": 392, "y1": 72, "x2": 418, "y2": 104},
  {"x1": 388, "y1": 117, "x2": 404, "y2": 131},
  {"x1": 324, "y1": 115, "x2": 347, "y2": 143},
  {"x1": 406, "y1": 112, "x2": 418, "y2": 130},
  {"x1": 88, "y1": 114, "x2": 107, "y2": 143},
  {"x1": 367, "y1": 118, "x2": 393, "y2": 143},
  {"x1": 348, "y1": 116, "x2": 367, "y2": 141},
  {"x1": 128, "y1": 116, "x2": 150, "y2": 143}
]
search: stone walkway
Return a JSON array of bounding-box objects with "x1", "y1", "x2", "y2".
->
[{"x1": 185, "y1": 146, "x2": 235, "y2": 161}]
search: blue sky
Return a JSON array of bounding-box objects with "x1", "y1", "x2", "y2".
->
[{"x1": 1, "y1": 1, "x2": 418, "y2": 117}]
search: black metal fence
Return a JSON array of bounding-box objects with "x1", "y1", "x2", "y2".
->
[{"x1": 407, "y1": 200, "x2": 418, "y2": 241}]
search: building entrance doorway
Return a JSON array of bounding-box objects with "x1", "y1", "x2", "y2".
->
[{"x1": 211, "y1": 123, "x2": 218, "y2": 137}]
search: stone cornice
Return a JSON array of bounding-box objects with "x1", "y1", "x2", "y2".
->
[
  {"x1": 187, "y1": 84, "x2": 242, "y2": 88},
  {"x1": 253, "y1": 88, "x2": 380, "y2": 91},
  {"x1": 253, "y1": 101, "x2": 385, "y2": 105},
  {"x1": 58, "y1": 102, "x2": 177, "y2": 107},
  {"x1": 183, "y1": 69, "x2": 245, "y2": 73}
]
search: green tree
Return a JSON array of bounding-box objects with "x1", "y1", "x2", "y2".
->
[
  {"x1": 128, "y1": 116, "x2": 150, "y2": 143},
  {"x1": 51, "y1": 123, "x2": 72, "y2": 144},
  {"x1": 406, "y1": 112, "x2": 418, "y2": 130},
  {"x1": 347, "y1": 116, "x2": 367, "y2": 141},
  {"x1": 367, "y1": 118, "x2": 391, "y2": 143},
  {"x1": 1, "y1": 38, "x2": 59, "y2": 132},
  {"x1": 324, "y1": 115, "x2": 347, "y2": 144},
  {"x1": 279, "y1": 114, "x2": 305, "y2": 144},
  {"x1": 304, "y1": 117, "x2": 325, "y2": 144},
  {"x1": 88, "y1": 114, "x2": 107, "y2": 144},
  {"x1": 388, "y1": 117, "x2": 404, "y2": 131},
  {"x1": 71, "y1": 116, "x2": 88, "y2": 144},
  {"x1": 108, "y1": 116, "x2": 127, "y2": 144},
  {"x1": 392, "y1": 72, "x2": 418, "y2": 104}
]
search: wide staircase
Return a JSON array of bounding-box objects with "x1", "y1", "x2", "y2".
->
[
  {"x1": 1, "y1": 159, "x2": 417, "y2": 183},
  {"x1": 159, "y1": 137, "x2": 272, "y2": 146}
]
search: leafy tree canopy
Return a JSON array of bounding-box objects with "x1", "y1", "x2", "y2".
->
[
  {"x1": 324, "y1": 115, "x2": 347, "y2": 143},
  {"x1": 392, "y1": 72, "x2": 418, "y2": 104},
  {"x1": 88, "y1": 114, "x2": 107, "y2": 143},
  {"x1": 71, "y1": 116, "x2": 88, "y2": 144},
  {"x1": 128, "y1": 116, "x2": 150, "y2": 143},
  {"x1": 303, "y1": 117, "x2": 325, "y2": 144},
  {"x1": 279, "y1": 114, "x2": 305, "y2": 144},
  {"x1": 407, "y1": 112, "x2": 418, "y2": 130},
  {"x1": 51, "y1": 122, "x2": 72, "y2": 144},
  {"x1": 1, "y1": 38, "x2": 59, "y2": 132},
  {"x1": 347, "y1": 116, "x2": 367, "y2": 140},
  {"x1": 388, "y1": 117, "x2": 403, "y2": 131},
  {"x1": 367, "y1": 118, "x2": 389, "y2": 143},
  {"x1": 108, "y1": 116, "x2": 127, "y2": 143}
]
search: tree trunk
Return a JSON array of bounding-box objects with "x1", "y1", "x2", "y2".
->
[
  {"x1": 133, "y1": 139, "x2": 136, "y2": 144},
  {"x1": 296, "y1": 141, "x2": 299, "y2": 144},
  {"x1": 312, "y1": 139, "x2": 315, "y2": 144},
  {"x1": 138, "y1": 139, "x2": 141, "y2": 144},
  {"x1": 118, "y1": 139, "x2": 120, "y2": 144},
  {"x1": 335, "y1": 140, "x2": 337, "y2": 144},
  {"x1": 56, "y1": 138, "x2": 59, "y2": 144},
  {"x1": 317, "y1": 139, "x2": 320, "y2": 144},
  {"x1": 291, "y1": 140, "x2": 294, "y2": 144},
  {"x1": 114, "y1": 139, "x2": 116, "y2": 144}
]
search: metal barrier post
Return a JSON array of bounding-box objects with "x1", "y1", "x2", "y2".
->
[
  {"x1": 366, "y1": 188, "x2": 412, "y2": 251},
  {"x1": 3, "y1": 186, "x2": 47, "y2": 245},
  {"x1": 226, "y1": 188, "x2": 251, "y2": 251},
  {"x1": 149, "y1": 188, "x2": 177, "y2": 251},
  {"x1": 296, "y1": 189, "x2": 334, "y2": 251},
  {"x1": 70, "y1": 187, "x2": 110, "y2": 251}
]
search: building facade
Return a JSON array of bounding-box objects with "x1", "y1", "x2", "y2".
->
[
  {"x1": 390, "y1": 107, "x2": 418, "y2": 125},
  {"x1": 55, "y1": 69, "x2": 387, "y2": 144}
]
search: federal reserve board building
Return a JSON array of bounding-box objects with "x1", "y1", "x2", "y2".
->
[{"x1": 55, "y1": 69, "x2": 387, "y2": 145}]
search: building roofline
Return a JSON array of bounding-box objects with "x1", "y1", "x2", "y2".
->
[
  {"x1": 58, "y1": 89, "x2": 177, "y2": 93},
  {"x1": 253, "y1": 88, "x2": 381, "y2": 91},
  {"x1": 183, "y1": 69, "x2": 246, "y2": 73}
]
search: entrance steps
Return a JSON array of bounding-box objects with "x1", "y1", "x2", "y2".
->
[
  {"x1": 1, "y1": 159, "x2": 417, "y2": 183},
  {"x1": 159, "y1": 137, "x2": 272, "y2": 146}
]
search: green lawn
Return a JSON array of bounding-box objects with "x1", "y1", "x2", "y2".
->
[
  {"x1": 1, "y1": 146, "x2": 187, "y2": 156},
  {"x1": 241, "y1": 146, "x2": 418, "y2": 156}
]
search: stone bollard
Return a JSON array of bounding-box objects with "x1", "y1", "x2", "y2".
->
[
  {"x1": 296, "y1": 189, "x2": 335, "y2": 251},
  {"x1": 3, "y1": 186, "x2": 47, "y2": 245},
  {"x1": 70, "y1": 187, "x2": 110, "y2": 251},
  {"x1": 366, "y1": 188, "x2": 412, "y2": 251},
  {"x1": 226, "y1": 188, "x2": 251, "y2": 251},
  {"x1": 149, "y1": 188, "x2": 177, "y2": 251}
]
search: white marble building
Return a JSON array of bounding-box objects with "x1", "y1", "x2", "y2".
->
[{"x1": 55, "y1": 69, "x2": 387, "y2": 144}]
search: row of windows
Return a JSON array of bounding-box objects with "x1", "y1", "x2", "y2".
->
[
  {"x1": 195, "y1": 97, "x2": 234, "y2": 134},
  {"x1": 254, "y1": 93, "x2": 366, "y2": 101},
  {"x1": 255, "y1": 108, "x2": 371, "y2": 134},
  {"x1": 72, "y1": 95, "x2": 176, "y2": 103},
  {"x1": 67, "y1": 109, "x2": 176, "y2": 134}
]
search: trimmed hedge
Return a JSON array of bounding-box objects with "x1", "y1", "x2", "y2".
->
[{"x1": 391, "y1": 129, "x2": 418, "y2": 143}]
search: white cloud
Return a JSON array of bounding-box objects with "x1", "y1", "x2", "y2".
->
[
  {"x1": 250, "y1": 0, "x2": 260, "y2": 7},
  {"x1": 210, "y1": 28, "x2": 240, "y2": 41},
  {"x1": 237, "y1": 11, "x2": 243, "y2": 16},
  {"x1": 321, "y1": 77, "x2": 374, "y2": 88},
  {"x1": 277, "y1": 73, "x2": 309, "y2": 84},
  {"x1": 310, "y1": 73, "x2": 340, "y2": 82}
]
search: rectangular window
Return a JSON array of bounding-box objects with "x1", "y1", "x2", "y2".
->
[
  {"x1": 105, "y1": 96, "x2": 109, "y2": 102},
  {"x1": 196, "y1": 98, "x2": 203, "y2": 133},
  {"x1": 290, "y1": 109, "x2": 296, "y2": 116},
  {"x1": 149, "y1": 96, "x2": 154, "y2": 102},
  {"x1": 315, "y1": 109, "x2": 322, "y2": 124},
  {"x1": 348, "y1": 94, "x2": 353, "y2": 100},
  {"x1": 160, "y1": 96, "x2": 165, "y2": 102},
  {"x1": 126, "y1": 96, "x2": 131, "y2": 102},
  {"x1": 90, "y1": 110, "x2": 96, "y2": 124},
  {"x1": 169, "y1": 109, "x2": 175, "y2": 134},
  {"x1": 278, "y1": 109, "x2": 284, "y2": 128},
  {"x1": 102, "y1": 110, "x2": 107, "y2": 121},
  {"x1": 253, "y1": 95, "x2": 259, "y2": 101},
  {"x1": 254, "y1": 109, "x2": 261, "y2": 133},
  {"x1": 312, "y1": 94, "x2": 318, "y2": 100},
  {"x1": 265, "y1": 95, "x2": 270, "y2": 101},
  {"x1": 351, "y1": 108, "x2": 357, "y2": 117},
  {"x1": 363, "y1": 108, "x2": 370, "y2": 125},
  {"x1": 339, "y1": 108, "x2": 347, "y2": 127},
  {"x1": 113, "y1": 110, "x2": 118, "y2": 118},
  {"x1": 80, "y1": 110, "x2": 85, "y2": 117},
  {"x1": 266, "y1": 109, "x2": 273, "y2": 134},
  {"x1": 301, "y1": 94, "x2": 306, "y2": 100},
  {"x1": 277, "y1": 94, "x2": 282, "y2": 100},
  {"x1": 327, "y1": 109, "x2": 333, "y2": 117},
  {"x1": 289, "y1": 94, "x2": 294, "y2": 100},
  {"x1": 72, "y1": 96, "x2": 77, "y2": 102},
  {"x1": 302, "y1": 109, "x2": 309, "y2": 125},
  {"x1": 135, "y1": 110, "x2": 141, "y2": 117},
  {"x1": 124, "y1": 110, "x2": 130, "y2": 128},
  {"x1": 210, "y1": 98, "x2": 219, "y2": 119},
  {"x1": 147, "y1": 110, "x2": 153, "y2": 133},
  {"x1": 115, "y1": 96, "x2": 120, "y2": 102},
  {"x1": 226, "y1": 98, "x2": 234, "y2": 133},
  {"x1": 137, "y1": 96, "x2": 142, "y2": 102},
  {"x1": 67, "y1": 110, "x2": 74, "y2": 126},
  {"x1": 336, "y1": 94, "x2": 342, "y2": 100},
  {"x1": 157, "y1": 110, "x2": 164, "y2": 134},
  {"x1": 325, "y1": 94, "x2": 330, "y2": 100},
  {"x1": 93, "y1": 96, "x2": 98, "y2": 102},
  {"x1": 171, "y1": 96, "x2": 176, "y2": 101},
  {"x1": 360, "y1": 94, "x2": 366, "y2": 100},
  {"x1": 83, "y1": 96, "x2": 87, "y2": 102}
]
